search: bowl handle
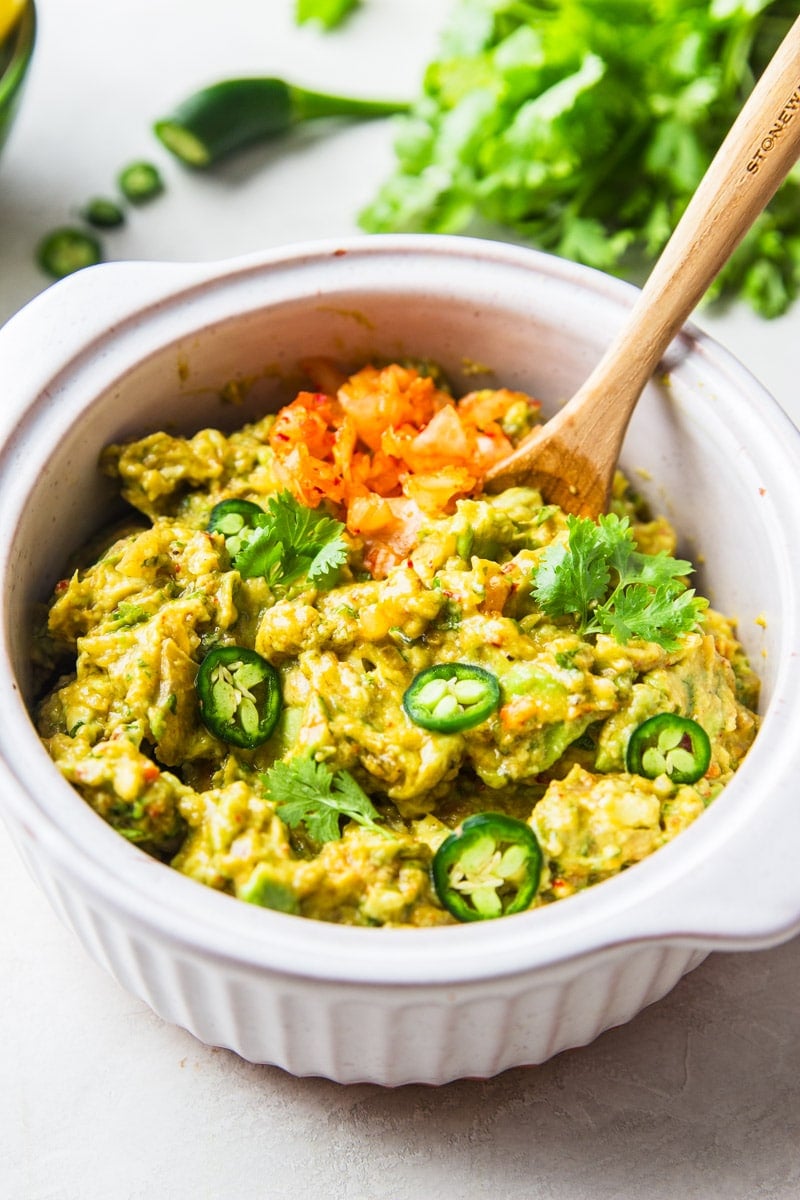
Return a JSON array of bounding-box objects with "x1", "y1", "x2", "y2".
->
[
  {"x1": 612, "y1": 753, "x2": 800, "y2": 952},
  {"x1": 0, "y1": 260, "x2": 219, "y2": 439}
]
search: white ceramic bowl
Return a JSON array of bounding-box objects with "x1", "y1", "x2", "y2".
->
[{"x1": 2, "y1": 236, "x2": 800, "y2": 1086}]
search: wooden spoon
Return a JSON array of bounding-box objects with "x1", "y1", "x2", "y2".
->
[{"x1": 484, "y1": 17, "x2": 800, "y2": 518}]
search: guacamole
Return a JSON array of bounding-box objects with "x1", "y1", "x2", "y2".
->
[{"x1": 33, "y1": 364, "x2": 759, "y2": 926}]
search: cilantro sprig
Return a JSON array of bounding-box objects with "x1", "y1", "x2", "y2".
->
[
  {"x1": 361, "y1": 0, "x2": 800, "y2": 317},
  {"x1": 263, "y1": 757, "x2": 386, "y2": 844},
  {"x1": 295, "y1": 0, "x2": 360, "y2": 29},
  {"x1": 233, "y1": 491, "x2": 348, "y2": 593},
  {"x1": 531, "y1": 514, "x2": 706, "y2": 649}
]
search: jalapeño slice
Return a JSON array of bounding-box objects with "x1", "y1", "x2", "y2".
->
[
  {"x1": 207, "y1": 498, "x2": 265, "y2": 559},
  {"x1": 432, "y1": 813, "x2": 542, "y2": 922},
  {"x1": 196, "y1": 645, "x2": 281, "y2": 749},
  {"x1": 118, "y1": 160, "x2": 164, "y2": 203},
  {"x1": 403, "y1": 663, "x2": 500, "y2": 733},
  {"x1": 37, "y1": 227, "x2": 102, "y2": 279},
  {"x1": 626, "y1": 713, "x2": 711, "y2": 784}
]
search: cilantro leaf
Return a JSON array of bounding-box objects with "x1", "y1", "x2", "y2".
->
[
  {"x1": 295, "y1": 0, "x2": 359, "y2": 30},
  {"x1": 234, "y1": 491, "x2": 348, "y2": 593},
  {"x1": 360, "y1": 0, "x2": 800, "y2": 317},
  {"x1": 601, "y1": 580, "x2": 704, "y2": 647},
  {"x1": 307, "y1": 537, "x2": 350, "y2": 587},
  {"x1": 532, "y1": 515, "x2": 610, "y2": 625},
  {"x1": 263, "y1": 757, "x2": 386, "y2": 844},
  {"x1": 532, "y1": 514, "x2": 706, "y2": 649}
]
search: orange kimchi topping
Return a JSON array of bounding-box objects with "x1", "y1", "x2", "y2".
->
[{"x1": 267, "y1": 363, "x2": 540, "y2": 577}]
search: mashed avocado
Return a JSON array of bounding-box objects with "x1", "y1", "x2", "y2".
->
[{"x1": 33, "y1": 365, "x2": 760, "y2": 926}]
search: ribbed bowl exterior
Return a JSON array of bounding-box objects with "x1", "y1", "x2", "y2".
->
[
  {"x1": 9, "y1": 811, "x2": 705, "y2": 1086},
  {"x1": 4, "y1": 238, "x2": 800, "y2": 1087}
]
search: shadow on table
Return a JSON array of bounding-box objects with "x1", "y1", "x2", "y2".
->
[{"x1": 233, "y1": 936, "x2": 800, "y2": 1199}]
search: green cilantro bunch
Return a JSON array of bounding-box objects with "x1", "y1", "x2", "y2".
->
[
  {"x1": 361, "y1": 0, "x2": 800, "y2": 317},
  {"x1": 531, "y1": 513, "x2": 707, "y2": 649}
]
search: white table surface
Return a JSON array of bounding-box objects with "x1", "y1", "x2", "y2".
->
[{"x1": 2, "y1": 4, "x2": 800, "y2": 1198}]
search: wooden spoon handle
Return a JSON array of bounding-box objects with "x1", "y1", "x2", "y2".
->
[
  {"x1": 604, "y1": 15, "x2": 800, "y2": 398},
  {"x1": 486, "y1": 17, "x2": 800, "y2": 514}
]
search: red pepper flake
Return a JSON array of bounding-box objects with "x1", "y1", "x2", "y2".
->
[
  {"x1": 55, "y1": 579, "x2": 69, "y2": 593},
  {"x1": 142, "y1": 763, "x2": 161, "y2": 784}
]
